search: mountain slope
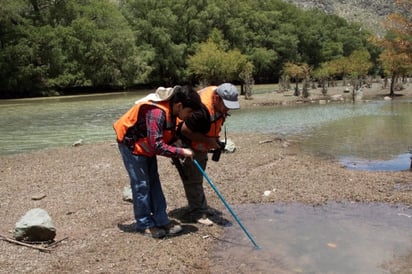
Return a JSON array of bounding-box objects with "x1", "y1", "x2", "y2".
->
[{"x1": 284, "y1": 0, "x2": 397, "y2": 35}]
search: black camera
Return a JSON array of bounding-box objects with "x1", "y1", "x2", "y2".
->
[{"x1": 211, "y1": 141, "x2": 225, "y2": 162}]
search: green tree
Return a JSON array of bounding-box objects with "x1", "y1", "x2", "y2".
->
[
  {"x1": 347, "y1": 49, "x2": 373, "y2": 79},
  {"x1": 249, "y1": 47, "x2": 278, "y2": 83},
  {"x1": 0, "y1": 0, "x2": 382, "y2": 98},
  {"x1": 295, "y1": 10, "x2": 345, "y2": 66},
  {"x1": 187, "y1": 38, "x2": 252, "y2": 85},
  {"x1": 283, "y1": 62, "x2": 311, "y2": 97},
  {"x1": 120, "y1": 0, "x2": 189, "y2": 84},
  {"x1": 347, "y1": 49, "x2": 372, "y2": 100},
  {"x1": 0, "y1": 0, "x2": 45, "y2": 97},
  {"x1": 0, "y1": 0, "x2": 146, "y2": 98},
  {"x1": 312, "y1": 65, "x2": 331, "y2": 95},
  {"x1": 67, "y1": 1, "x2": 145, "y2": 88}
]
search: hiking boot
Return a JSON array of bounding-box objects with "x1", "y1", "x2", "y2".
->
[
  {"x1": 141, "y1": 227, "x2": 166, "y2": 238},
  {"x1": 162, "y1": 223, "x2": 183, "y2": 235}
]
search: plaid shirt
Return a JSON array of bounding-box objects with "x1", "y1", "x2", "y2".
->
[{"x1": 142, "y1": 105, "x2": 183, "y2": 157}]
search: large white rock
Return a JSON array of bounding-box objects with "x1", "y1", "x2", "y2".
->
[{"x1": 14, "y1": 208, "x2": 56, "y2": 242}]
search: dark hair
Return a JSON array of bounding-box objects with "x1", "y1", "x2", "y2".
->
[{"x1": 170, "y1": 85, "x2": 201, "y2": 111}]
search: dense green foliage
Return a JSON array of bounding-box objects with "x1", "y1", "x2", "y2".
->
[{"x1": 0, "y1": 0, "x2": 375, "y2": 98}]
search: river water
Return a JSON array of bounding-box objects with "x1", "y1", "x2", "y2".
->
[
  {"x1": 0, "y1": 92, "x2": 142, "y2": 155},
  {"x1": 3, "y1": 91, "x2": 411, "y2": 170}
]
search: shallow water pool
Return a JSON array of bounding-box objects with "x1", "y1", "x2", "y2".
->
[{"x1": 210, "y1": 202, "x2": 412, "y2": 274}]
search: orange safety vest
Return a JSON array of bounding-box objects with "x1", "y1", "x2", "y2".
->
[
  {"x1": 191, "y1": 86, "x2": 225, "y2": 152},
  {"x1": 113, "y1": 100, "x2": 175, "y2": 156}
]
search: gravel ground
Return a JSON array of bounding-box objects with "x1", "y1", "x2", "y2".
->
[{"x1": 1, "y1": 83, "x2": 411, "y2": 273}]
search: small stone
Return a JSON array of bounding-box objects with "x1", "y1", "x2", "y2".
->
[
  {"x1": 72, "y1": 139, "x2": 83, "y2": 147},
  {"x1": 263, "y1": 190, "x2": 271, "y2": 196},
  {"x1": 31, "y1": 194, "x2": 46, "y2": 201}
]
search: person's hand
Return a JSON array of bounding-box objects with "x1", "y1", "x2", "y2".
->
[
  {"x1": 182, "y1": 148, "x2": 194, "y2": 159},
  {"x1": 173, "y1": 139, "x2": 183, "y2": 147}
]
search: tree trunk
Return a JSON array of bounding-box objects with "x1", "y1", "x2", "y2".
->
[
  {"x1": 321, "y1": 79, "x2": 327, "y2": 95},
  {"x1": 293, "y1": 79, "x2": 300, "y2": 96},
  {"x1": 302, "y1": 79, "x2": 309, "y2": 98},
  {"x1": 390, "y1": 73, "x2": 396, "y2": 97}
]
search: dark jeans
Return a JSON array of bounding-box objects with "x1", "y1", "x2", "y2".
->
[
  {"x1": 118, "y1": 144, "x2": 170, "y2": 230},
  {"x1": 181, "y1": 150, "x2": 209, "y2": 218}
]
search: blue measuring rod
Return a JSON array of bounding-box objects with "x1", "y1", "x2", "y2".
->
[{"x1": 193, "y1": 159, "x2": 261, "y2": 250}]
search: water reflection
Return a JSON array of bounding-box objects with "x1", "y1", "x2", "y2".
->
[
  {"x1": 210, "y1": 202, "x2": 412, "y2": 274},
  {"x1": 226, "y1": 100, "x2": 412, "y2": 171},
  {"x1": 298, "y1": 103, "x2": 412, "y2": 160}
]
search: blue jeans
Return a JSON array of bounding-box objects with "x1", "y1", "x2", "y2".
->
[{"x1": 118, "y1": 144, "x2": 170, "y2": 231}]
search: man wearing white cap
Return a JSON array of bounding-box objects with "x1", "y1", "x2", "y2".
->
[{"x1": 176, "y1": 83, "x2": 240, "y2": 226}]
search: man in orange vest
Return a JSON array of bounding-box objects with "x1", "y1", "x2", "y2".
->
[
  {"x1": 114, "y1": 85, "x2": 202, "y2": 238},
  {"x1": 176, "y1": 83, "x2": 240, "y2": 226}
]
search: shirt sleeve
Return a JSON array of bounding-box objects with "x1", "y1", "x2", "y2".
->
[{"x1": 146, "y1": 108, "x2": 183, "y2": 157}]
